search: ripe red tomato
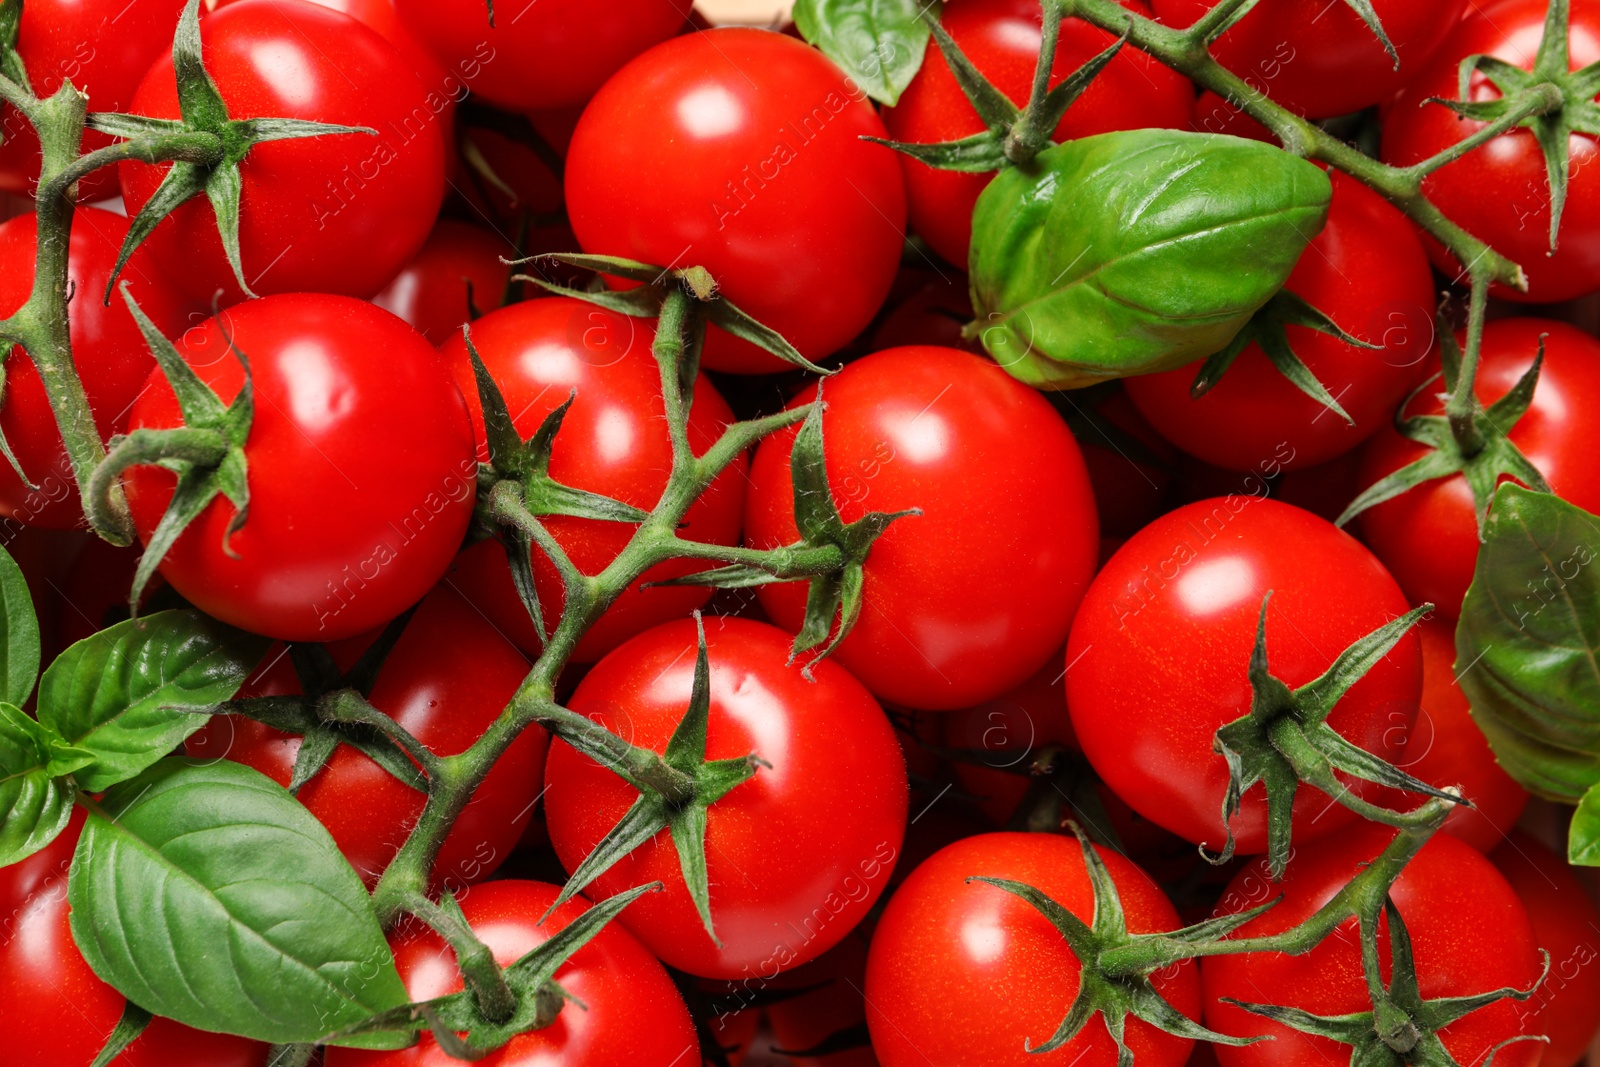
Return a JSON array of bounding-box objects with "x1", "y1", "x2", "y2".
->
[
  {"x1": 865, "y1": 832, "x2": 1200, "y2": 1067},
  {"x1": 0, "y1": 0, "x2": 186, "y2": 200},
  {"x1": 0, "y1": 810, "x2": 269, "y2": 1067},
  {"x1": 764, "y1": 934, "x2": 877, "y2": 1067},
  {"x1": 0, "y1": 207, "x2": 190, "y2": 529},
  {"x1": 119, "y1": 0, "x2": 446, "y2": 304},
  {"x1": 1202, "y1": 825, "x2": 1543, "y2": 1067},
  {"x1": 882, "y1": 0, "x2": 1192, "y2": 266},
  {"x1": 1125, "y1": 171, "x2": 1436, "y2": 472},
  {"x1": 372, "y1": 220, "x2": 519, "y2": 345},
  {"x1": 185, "y1": 584, "x2": 544, "y2": 889},
  {"x1": 543, "y1": 618, "x2": 908, "y2": 979},
  {"x1": 438, "y1": 297, "x2": 746, "y2": 662},
  {"x1": 394, "y1": 0, "x2": 688, "y2": 112},
  {"x1": 564, "y1": 29, "x2": 907, "y2": 373},
  {"x1": 1150, "y1": 0, "x2": 1469, "y2": 119},
  {"x1": 745, "y1": 346, "x2": 1099, "y2": 711},
  {"x1": 123, "y1": 294, "x2": 476, "y2": 643},
  {"x1": 1355, "y1": 318, "x2": 1600, "y2": 618},
  {"x1": 1380, "y1": 0, "x2": 1600, "y2": 303},
  {"x1": 1078, "y1": 388, "x2": 1178, "y2": 540},
  {"x1": 1401, "y1": 618, "x2": 1527, "y2": 852},
  {"x1": 1490, "y1": 833, "x2": 1600, "y2": 1067},
  {"x1": 323, "y1": 880, "x2": 699, "y2": 1067},
  {"x1": 1067, "y1": 498, "x2": 1422, "y2": 856},
  {"x1": 939, "y1": 654, "x2": 1073, "y2": 825}
]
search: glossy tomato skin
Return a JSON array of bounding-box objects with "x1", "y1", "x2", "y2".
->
[
  {"x1": 0, "y1": 207, "x2": 190, "y2": 528},
  {"x1": 394, "y1": 0, "x2": 688, "y2": 112},
  {"x1": 882, "y1": 0, "x2": 1192, "y2": 266},
  {"x1": 438, "y1": 297, "x2": 745, "y2": 662},
  {"x1": 565, "y1": 29, "x2": 907, "y2": 373},
  {"x1": 1067, "y1": 498, "x2": 1422, "y2": 856},
  {"x1": 1202, "y1": 825, "x2": 1543, "y2": 1067},
  {"x1": 325, "y1": 880, "x2": 699, "y2": 1067},
  {"x1": 1125, "y1": 172, "x2": 1436, "y2": 472},
  {"x1": 763, "y1": 934, "x2": 878, "y2": 1067},
  {"x1": 1381, "y1": 0, "x2": 1600, "y2": 303},
  {"x1": 0, "y1": 0, "x2": 186, "y2": 200},
  {"x1": 123, "y1": 295, "x2": 476, "y2": 643},
  {"x1": 185, "y1": 584, "x2": 544, "y2": 888},
  {"x1": 866, "y1": 832, "x2": 1200, "y2": 1067},
  {"x1": 119, "y1": 1, "x2": 446, "y2": 304},
  {"x1": 1150, "y1": 0, "x2": 1469, "y2": 119},
  {"x1": 543, "y1": 618, "x2": 908, "y2": 979},
  {"x1": 1356, "y1": 319, "x2": 1600, "y2": 618},
  {"x1": 1490, "y1": 833, "x2": 1600, "y2": 1067},
  {"x1": 745, "y1": 346, "x2": 1099, "y2": 710},
  {"x1": 373, "y1": 220, "x2": 518, "y2": 345},
  {"x1": 0, "y1": 811, "x2": 269, "y2": 1067}
]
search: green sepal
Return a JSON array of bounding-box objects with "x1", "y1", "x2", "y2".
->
[
  {"x1": 1340, "y1": 0, "x2": 1398, "y2": 69},
  {"x1": 0, "y1": 0, "x2": 30, "y2": 92},
  {"x1": 0, "y1": 359, "x2": 36, "y2": 492},
  {"x1": 220, "y1": 692, "x2": 428, "y2": 795},
  {"x1": 89, "y1": 1002, "x2": 154, "y2": 1067},
  {"x1": 864, "y1": 129, "x2": 1009, "y2": 173}
]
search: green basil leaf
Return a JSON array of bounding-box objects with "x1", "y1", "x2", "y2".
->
[
  {"x1": 36, "y1": 610, "x2": 270, "y2": 793},
  {"x1": 68, "y1": 758, "x2": 410, "y2": 1048},
  {"x1": 0, "y1": 701, "x2": 75, "y2": 866},
  {"x1": 1457, "y1": 484, "x2": 1600, "y2": 803},
  {"x1": 1571, "y1": 780, "x2": 1600, "y2": 866},
  {"x1": 968, "y1": 129, "x2": 1332, "y2": 389},
  {"x1": 792, "y1": 0, "x2": 931, "y2": 105},
  {"x1": 0, "y1": 541, "x2": 39, "y2": 707}
]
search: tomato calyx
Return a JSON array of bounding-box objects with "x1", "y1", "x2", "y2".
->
[
  {"x1": 88, "y1": 1001, "x2": 155, "y2": 1067},
  {"x1": 1210, "y1": 593, "x2": 1457, "y2": 880}
]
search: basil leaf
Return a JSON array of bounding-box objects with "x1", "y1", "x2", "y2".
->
[
  {"x1": 68, "y1": 758, "x2": 410, "y2": 1047},
  {"x1": 1571, "y1": 780, "x2": 1600, "y2": 866},
  {"x1": 36, "y1": 610, "x2": 270, "y2": 792},
  {"x1": 792, "y1": 0, "x2": 930, "y2": 105},
  {"x1": 1457, "y1": 484, "x2": 1600, "y2": 805},
  {"x1": 968, "y1": 129, "x2": 1332, "y2": 389},
  {"x1": 0, "y1": 541, "x2": 39, "y2": 707},
  {"x1": 0, "y1": 701, "x2": 75, "y2": 866}
]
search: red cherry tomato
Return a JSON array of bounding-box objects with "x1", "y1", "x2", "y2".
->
[
  {"x1": 185, "y1": 584, "x2": 544, "y2": 889},
  {"x1": 0, "y1": 207, "x2": 190, "y2": 528},
  {"x1": 372, "y1": 219, "x2": 519, "y2": 345},
  {"x1": 745, "y1": 346, "x2": 1099, "y2": 711},
  {"x1": 1067, "y1": 498, "x2": 1422, "y2": 856},
  {"x1": 543, "y1": 617, "x2": 908, "y2": 979},
  {"x1": 1125, "y1": 172, "x2": 1436, "y2": 472},
  {"x1": 1490, "y1": 832, "x2": 1600, "y2": 1067},
  {"x1": 1380, "y1": 0, "x2": 1600, "y2": 303},
  {"x1": 0, "y1": 0, "x2": 185, "y2": 200},
  {"x1": 1356, "y1": 318, "x2": 1600, "y2": 618},
  {"x1": 764, "y1": 934, "x2": 878, "y2": 1067},
  {"x1": 1150, "y1": 0, "x2": 1470, "y2": 119},
  {"x1": 324, "y1": 880, "x2": 699, "y2": 1067},
  {"x1": 940, "y1": 654, "x2": 1073, "y2": 825},
  {"x1": 564, "y1": 29, "x2": 907, "y2": 372},
  {"x1": 1190, "y1": 91, "x2": 1274, "y2": 142},
  {"x1": 1078, "y1": 387, "x2": 1178, "y2": 539},
  {"x1": 438, "y1": 297, "x2": 746, "y2": 662},
  {"x1": 119, "y1": 0, "x2": 446, "y2": 304},
  {"x1": 1202, "y1": 825, "x2": 1543, "y2": 1067},
  {"x1": 865, "y1": 832, "x2": 1201, "y2": 1067},
  {"x1": 882, "y1": 0, "x2": 1192, "y2": 266},
  {"x1": 123, "y1": 294, "x2": 477, "y2": 643},
  {"x1": 0, "y1": 810, "x2": 269, "y2": 1067}
]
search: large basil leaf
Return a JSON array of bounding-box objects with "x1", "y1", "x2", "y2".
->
[
  {"x1": 968, "y1": 129, "x2": 1332, "y2": 390},
  {"x1": 0, "y1": 541, "x2": 39, "y2": 706},
  {"x1": 0, "y1": 701, "x2": 83, "y2": 866},
  {"x1": 793, "y1": 0, "x2": 930, "y2": 105},
  {"x1": 68, "y1": 758, "x2": 410, "y2": 1047},
  {"x1": 1571, "y1": 781, "x2": 1600, "y2": 866},
  {"x1": 36, "y1": 610, "x2": 269, "y2": 792}
]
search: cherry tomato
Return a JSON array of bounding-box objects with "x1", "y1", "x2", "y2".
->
[
  {"x1": 882, "y1": 0, "x2": 1192, "y2": 266},
  {"x1": 393, "y1": 0, "x2": 688, "y2": 112},
  {"x1": 1125, "y1": 171, "x2": 1436, "y2": 472},
  {"x1": 438, "y1": 297, "x2": 746, "y2": 662},
  {"x1": 1078, "y1": 387, "x2": 1178, "y2": 539},
  {"x1": 0, "y1": 0, "x2": 186, "y2": 201},
  {"x1": 543, "y1": 617, "x2": 908, "y2": 979},
  {"x1": 123, "y1": 294, "x2": 477, "y2": 643},
  {"x1": 868, "y1": 271, "x2": 979, "y2": 353},
  {"x1": 185, "y1": 583, "x2": 544, "y2": 889},
  {"x1": 324, "y1": 880, "x2": 699, "y2": 1067},
  {"x1": 1380, "y1": 0, "x2": 1600, "y2": 303},
  {"x1": 373, "y1": 219, "x2": 520, "y2": 345},
  {"x1": 764, "y1": 934, "x2": 878, "y2": 1067},
  {"x1": 1067, "y1": 498, "x2": 1422, "y2": 856},
  {"x1": 1150, "y1": 0, "x2": 1469, "y2": 119},
  {"x1": 745, "y1": 346, "x2": 1099, "y2": 710},
  {"x1": 865, "y1": 831, "x2": 1200, "y2": 1067},
  {"x1": 119, "y1": 0, "x2": 447, "y2": 304},
  {"x1": 564, "y1": 29, "x2": 907, "y2": 372},
  {"x1": 1202, "y1": 825, "x2": 1543, "y2": 1067},
  {"x1": 0, "y1": 810, "x2": 269, "y2": 1067},
  {"x1": 0, "y1": 207, "x2": 190, "y2": 528},
  {"x1": 48, "y1": 537, "x2": 165, "y2": 659},
  {"x1": 939, "y1": 654, "x2": 1073, "y2": 826},
  {"x1": 1356, "y1": 318, "x2": 1600, "y2": 618},
  {"x1": 1490, "y1": 832, "x2": 1600, "y2": 1067},
  {"x1": 452, "y1": 106, "x2": 578, "y2": 225},
  {"x1": 1190, "y1": 91, "x2": 1273, "y2": 142}
]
